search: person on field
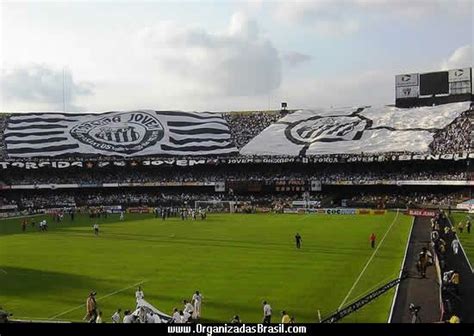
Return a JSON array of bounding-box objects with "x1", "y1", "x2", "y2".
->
[
  {"x1": 93, "y1": 223, "x2": 99, "y2": 236},
  {"x1": 85, "y1": 291, "x2": 98, "y2": 323},
  {"x1": 230, "y1": 315, "x2": 242, "y2": 324},
  {"x1": 281, "y1": 310, "x2": 291, "y2": 323},
  {"x1": 96, "y1": 311, "x2": 103, "y2": 323},
  {"x1": 135, "y1": 286, "x2": 144, "y2": 303},
  {"x1": 295, "y1": 233, "x2": 302, "y2": 249},
  {"x1": 262, "y1": 301, "x2": 272, "y2": 323},
  {"x1": 192, "y1": 291, "x2": 203, "y2": 318},
  {"x1": 170, "y1": 308, "x2": 180, "y2": 323},
  {"x1": 21, "y1": 219, "x2": 27, "y2": 232},
  {"x1": 112, "y1": 308, "x2": 122, "y2": 323},
  {"x1": 120, "y1": 211, "x2": 125, "y2": 221},
  {"x1": 183, "y1": 300, "x2": 194, "y2": 319},
  {"x1": 370, "y1": 233, "x2": 376, "y2": 248},
  {"x1": 123, "y1": 310, "x2": 134, "y2": 323},
  {"x1": 457, "y1": 221, "x2": 464, "y2": 234},
  {"x1": 466, "y1": 219, "x2": 471, "y2": 234}
]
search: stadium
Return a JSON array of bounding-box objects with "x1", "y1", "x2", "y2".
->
[
  {"x1": 1, "y1": 65, "x2": 473, "y2": 328},
  {"x1": 1, "y1": 2, "x2": 473, "y2": 334}
]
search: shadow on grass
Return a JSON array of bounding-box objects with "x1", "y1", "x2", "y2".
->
[
  {"x1": 0, "y1": 214, "x2": 154, "y2": 237},
  {"x1": 0, "y1": 266, "x2": 106, "y2": 298}
]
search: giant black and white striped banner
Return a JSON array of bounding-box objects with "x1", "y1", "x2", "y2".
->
[
  {"x1": 241, "y1": 102, "x2": 471, "y2": 156},
  {"x1": 5, "y1": 111, "x2": 238, "y2": 157}
]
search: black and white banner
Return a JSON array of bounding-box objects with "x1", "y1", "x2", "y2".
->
[
  {"x1": 1, "y1": 151, "x2": 473, "y2": 170},
  {"x1": 5, "y1": 111, "x2": 237, "y2": 157},
  {"x1": 241, "y1": 102, "x2": 470, "y2": 156}
]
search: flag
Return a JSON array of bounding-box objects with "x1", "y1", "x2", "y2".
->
[
  {"x1": 241, "y1": 102, "x2": 470, "y2": 156},
  {"x1": 5, "y1": 110, "x2": 238, "y2": 157}
]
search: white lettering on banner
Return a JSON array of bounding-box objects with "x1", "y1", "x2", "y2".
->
[
  {"x1": 1, "y1": 151, "x2": 474, "y2": 169},
  {"x1": 406, "y1": 209, "x2": 436, "y2": 217},
  {"x1": 325, "y1": 208, "x2": 357, "y2": 215}
]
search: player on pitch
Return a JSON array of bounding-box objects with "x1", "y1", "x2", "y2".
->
[{"x1": 295, "y1": 233, "x2": 302, "y2": 249}]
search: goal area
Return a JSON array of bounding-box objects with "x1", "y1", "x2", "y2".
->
[{"x1": 194, "y1": 200, "x2": 247, "y2": 213}]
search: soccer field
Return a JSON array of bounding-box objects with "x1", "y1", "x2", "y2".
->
[
  {"x1": 449, "y1": 212, "x2": 474, "y2": 269},
  {"x1": 0, "y1": 211, "x2": 412, "y2": 323}
]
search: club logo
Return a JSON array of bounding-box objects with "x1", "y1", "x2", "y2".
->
[
  {"x1": 402, "y1": 87, "x2": 412, "y2": 96},
  {"x1": 454, "y1": 69, "x2": 464, "y2": 77},
  {"x1": 285, "y1": 112, "x2": 370, "y2": 145},
  {"x1": 401, "y1": 75, "x2": 412, "y2": 82},
  {"x1": 70, "y1": 112, "x2": 164, "y2": 154}
]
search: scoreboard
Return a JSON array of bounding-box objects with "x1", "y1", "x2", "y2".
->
[
  {"x1": 395, "y1": 67, "x2": 472, "y2": 107},
  {"x1": 419, "y1": 71, "x2": 449, "y2": 95}
]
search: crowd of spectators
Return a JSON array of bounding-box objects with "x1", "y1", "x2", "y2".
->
[
  {"x1": 0, "y1": 114, "x2": 8, "y2": 160},
  {"x1": 0, "y1": 108, "x2": 472, "y2": 159},
  {"x1": 224, "y1": 111, "x2": 281, "y2": 149},
  {"x1": 430, "y1": 112, "x2": 472, "y2": 154},
  {"x1": 347, "y1": 192, "x2": 465, "y2": 209},
  {"x1": 3, "y1": 189, "x2": 467, "y2": 211},
  {"x1": 0, "y1": 162, "x2": 469, "y2": 186}
]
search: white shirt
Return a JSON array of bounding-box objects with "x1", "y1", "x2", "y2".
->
[
  {"x1": 184, "y1": 302, "x2": 194, "y2": 313},
  {"x1": 171, "y1": 312, "x2": 181, "y2": 323},
  {"x1": 96, "y1": 315, "x2": 103, "y2": 323},
  {"x1": 112, "y1": 311, "x2": 121, "y2": 323},
  {"x1": 146, "y1": 313, "x2": 155, "y2": 324},
  {"x1": 263, "y1": 304, "x2": 272, "y2": 316},
  {"x1": 452, "y1": 240, "x2": 459, "y2": 249},
  {"x1": 123, "y1": 315, "x2": 134, "y2": 323},
  {"x1": 182, "y1": 311, "x2": 191, "y2": 322},
  {"x1": 135, "y1": 290, "x2": 144, "y2": 301},
  {"x1": 192, "y1": 293, "x2": 202, "y2": 304},
  {"x1": 93, "y1": 224, "x2": 99, "y2": 230}
]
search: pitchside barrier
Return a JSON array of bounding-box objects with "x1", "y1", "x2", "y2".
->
[{"x1": 283, "y1": 208, "x2": 387, "y2": 215}]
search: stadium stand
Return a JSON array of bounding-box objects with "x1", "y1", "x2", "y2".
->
[{"x1": 223, "y1": 110, "x2": 282, "y2": 149}]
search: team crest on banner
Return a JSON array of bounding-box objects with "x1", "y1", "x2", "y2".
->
[
  {"x1": 70, "y1": 112, "x2": 165, "y2": 154},
  {"x1": 285, "y1": 109, "x2": 370, "y2": 145},
  {"x1": 5, "y1": 110, "x2": 237, "y2": 157},
  {"x1": 241, "y1": 102, "x2": 471, "y2": 156}
]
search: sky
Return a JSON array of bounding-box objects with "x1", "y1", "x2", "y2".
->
[{"x1": 0, "y1": 0, "x2": 472, "y2": 112}]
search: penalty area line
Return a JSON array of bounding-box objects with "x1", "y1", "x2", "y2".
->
[
  {"x1": 48, "y1": 279, "x2": 148, "y2": 320},
  {"x1": 337, "y1": 210, "x2": 400, "y2": 310}
]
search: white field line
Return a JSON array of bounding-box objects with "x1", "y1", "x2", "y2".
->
[
  {"x1": 0, "y1": 268, "x2": 8, "y2": 274},
  {"x1": 48, "y1": 279, "x2": 148, "y2": 320},
  {"x1": 388, "y1": 216, "x2": 414, "y2": 323},
  {"x1": 447, "y1": 215, "x2": 474, "y2": 273},
  {"x1": 338, "y1": 210, "x2": 400, "y2": 310}
]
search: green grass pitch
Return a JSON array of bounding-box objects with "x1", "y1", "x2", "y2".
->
[
  {"x1": 0, "y1": 211, "x2": 412, "y2": 323},
  {"x1": 449, "y1": 212, "x2": 474, "y2": 269}
]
